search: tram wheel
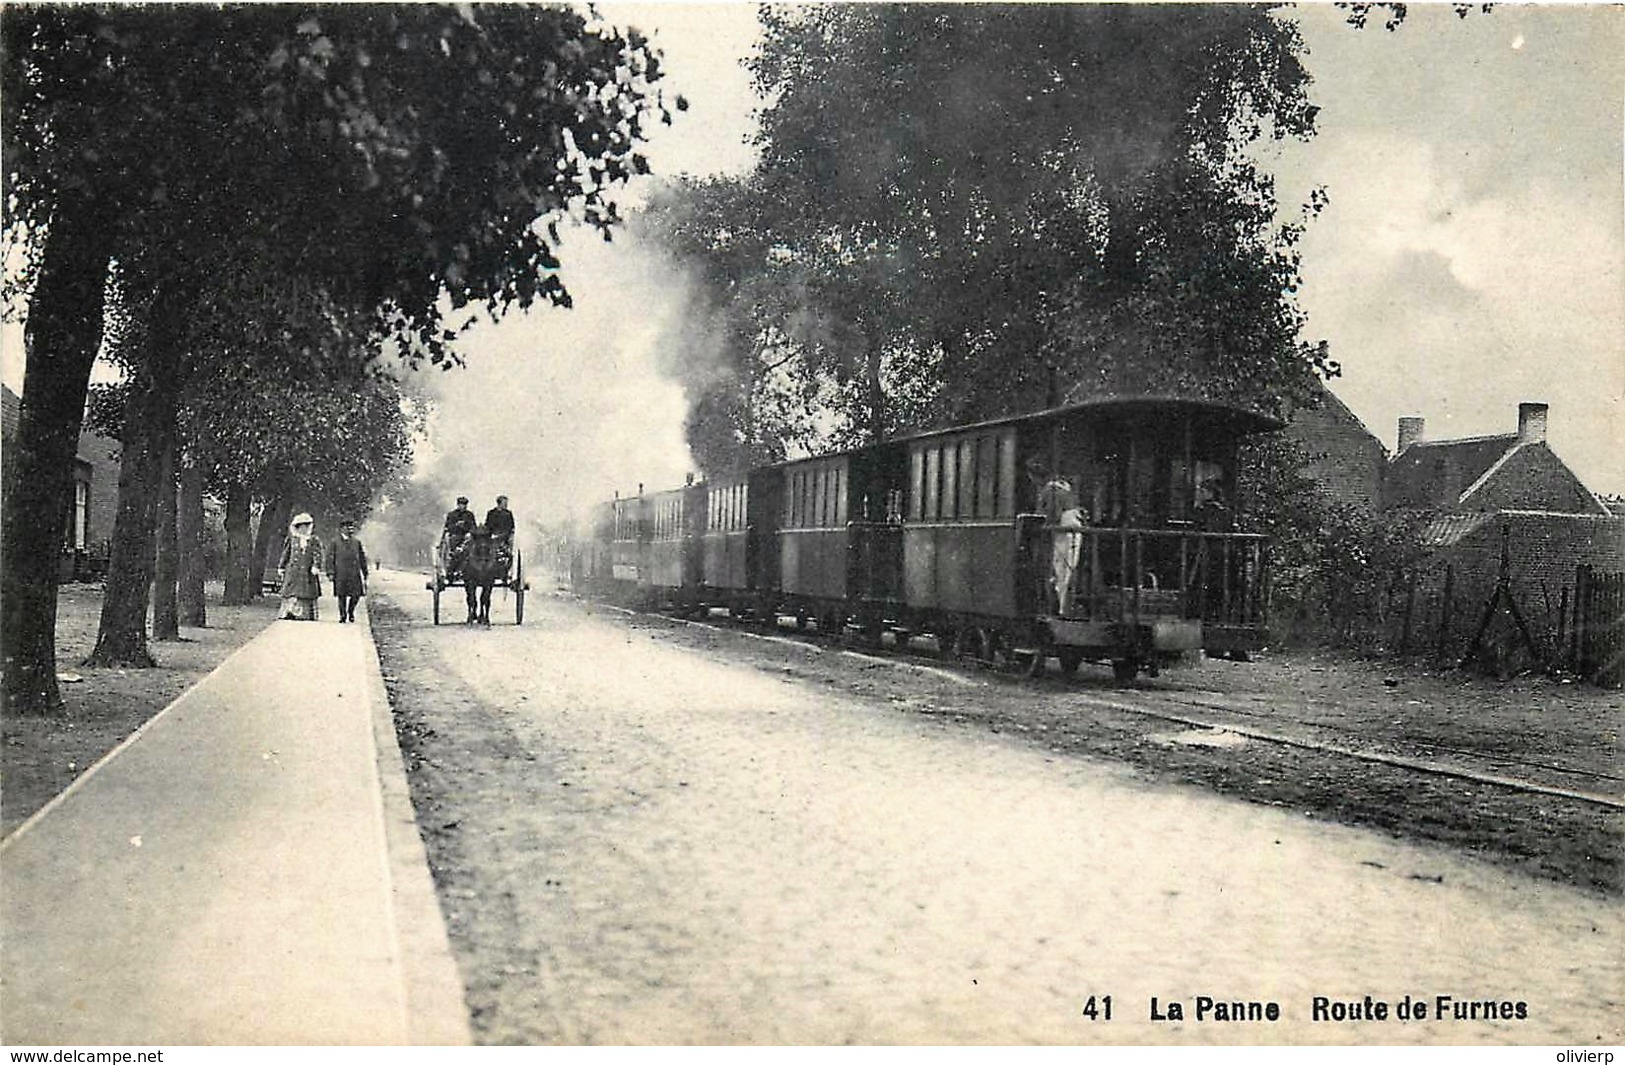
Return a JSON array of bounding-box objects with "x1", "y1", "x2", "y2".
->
[{"x1": 950, "y1": 626, "x2": 987, "y2": 665}]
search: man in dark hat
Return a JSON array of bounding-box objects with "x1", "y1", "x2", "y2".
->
[
  {"x1": 443, "y1": 495, "x2": 477, "y2": 579},
  {"x1": 484, "y1": 494, "x2": 516, "y2": 571},
  {"x1": 326, "y1": 518, "x2": 369, "y2": 623}
]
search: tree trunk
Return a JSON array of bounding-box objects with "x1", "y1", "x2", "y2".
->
[
  {"x1": 222, "y1": 482, "x2": 254, "y2": 605},
  {"x1": 1, "y1": 202, "x2": 112, "y2": 716},
  {"x1": 85, "y1": 323, "x2": 175, "y2": 667},
  {"x1": 251, "y1": 494, "x2": 293, "y2": 601},
  {"x1": 87, "y1": 273, "x2": 189, "y2": 666},
  {"x1": 152, "y1": 430, "x2": 180, "y2": 640},
  {"x1": 865, "y1": 340, "x2": 886, "y2": 443},
  {"x1": 177, "y1": 455, "x2": 208, "y2": 627}
]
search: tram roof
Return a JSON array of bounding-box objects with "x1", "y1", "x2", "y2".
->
[
  {"x1": 890, "y1": 394, "x2": 1286, "y2": 446},
  {"x1": 703, "y1": 395, "x2": 1285, "y2": 482}
]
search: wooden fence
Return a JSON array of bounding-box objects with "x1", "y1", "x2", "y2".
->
[
  {"x1": 1573, "y1": 565, "x2": 1625, "y2": 688},
  {"x1": 1379, "y1": 561, "x2": 1623, "y2": 688}
]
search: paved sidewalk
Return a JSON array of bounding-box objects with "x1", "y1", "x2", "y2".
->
[{"x1": 1, "y1": 596, "x2": 470, "y2": 1046}]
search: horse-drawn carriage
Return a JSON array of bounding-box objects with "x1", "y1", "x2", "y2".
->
[{"x1": 428, "y1": 525, "x2": 528, "y2": 625}]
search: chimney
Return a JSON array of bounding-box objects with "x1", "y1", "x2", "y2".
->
[
  {"x1": 1397, "y1": 416, "x2": 1425, "y2": 453},
  {"x1": 1517, "y1": 402, "x2": 1549, "y2": 444}
]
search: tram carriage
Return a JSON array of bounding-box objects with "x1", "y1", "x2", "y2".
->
[
  {"x1": 577, "y1": 396, "x2": 1276, "y2": 682},
  {"x1": 698, "y1": 470, "x2": 780, "y2": 616}
]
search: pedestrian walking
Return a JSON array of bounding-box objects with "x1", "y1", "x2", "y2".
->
[
  {"x1": 326, "y1": 518, "x2": 369, "y2": 623},
  {"x1": 277, "y1": 513, "x2": 323, "y2": 621}
]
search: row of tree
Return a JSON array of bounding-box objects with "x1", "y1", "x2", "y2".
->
[{"x1": 2, "y1": 5, "x2": 673, "y2": 715}]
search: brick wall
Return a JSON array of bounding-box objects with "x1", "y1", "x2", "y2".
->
[
  {"x1": 76, "y1": 430, "x2": 123, "y2": 552},
  {"x1": 1285, "y1": 389, "x2": 1386, "y2": 514}
]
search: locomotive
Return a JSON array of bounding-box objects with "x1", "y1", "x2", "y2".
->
[{"x1": 574, "y1": 396, "x2": 1276, "y2": 682}]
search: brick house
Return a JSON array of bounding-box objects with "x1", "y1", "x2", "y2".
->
[
  {"x1": 1374, "y1": 402, "x2": 1623, "y2": 669},
  {"x1": 1282, "y1": 380, "x2": 1387, "y2": 514},
  {"x1": 0, "y1": 383, "x2": 121, "y2": 580}
]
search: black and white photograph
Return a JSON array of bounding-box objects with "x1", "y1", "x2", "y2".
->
[{"x1": 1, "y1": 1, "x2": 1620, "y2": 1051}]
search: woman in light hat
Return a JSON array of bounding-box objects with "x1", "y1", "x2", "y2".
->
[{"x1": 277, "y1": 512, "x2": 324, "y2": 620}]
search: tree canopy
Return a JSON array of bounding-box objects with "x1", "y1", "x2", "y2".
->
[{"x1": 645, "y1": 4, "x2": 1334, "y2": 471}]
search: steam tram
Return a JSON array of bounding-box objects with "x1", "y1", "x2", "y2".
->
[{"x1": 575, "y1": 396, "x2": 1275, "y2": 682}]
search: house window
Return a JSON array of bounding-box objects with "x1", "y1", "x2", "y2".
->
[{"x1": 73, "y1": 480, "x2": 89, "y2": 550}]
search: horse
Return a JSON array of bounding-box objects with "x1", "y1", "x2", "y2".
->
[{"x1": 460, "y1": 525, "x2": 508, "y2": 625}]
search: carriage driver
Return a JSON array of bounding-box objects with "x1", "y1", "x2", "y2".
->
[
  {"x1": 484, "y1": 495, "x2": 516, "y2": 569},
  {"x1": 443, "y1": 495, "x2": 477, "y2": 577}
]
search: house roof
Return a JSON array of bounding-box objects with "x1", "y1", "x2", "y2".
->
[
  {"x1": 1386, "y1": 432, "x2": 1610, "y2": 516},
  {"x1": 1423, "y1": 508, "x2": 1625, "y2": 552},
  {"x1": 1386, "y1": 433, "x2": 1522, "y2": 508},
  {"x1": 1420, "y1": 511, "x2": 1494, "y2": 548}
]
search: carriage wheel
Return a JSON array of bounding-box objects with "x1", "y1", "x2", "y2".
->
[
  {"x1": 1057, "y1": 648, "x2": 1084, "y2": 676},
  {"x1": 1111, "y1": 658, "x2": 1138, "y2": 685},
  {"x1": 1021, "y1": 646, "x2": 1049, "y2": 679},
  {"x1": 513, "y1": 549, "x2": 526, "y2": 625}
]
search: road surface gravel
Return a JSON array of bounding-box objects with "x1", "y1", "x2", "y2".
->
[{"x1": 373, "y1": 573, "x2": 1621, "y2": 1045}]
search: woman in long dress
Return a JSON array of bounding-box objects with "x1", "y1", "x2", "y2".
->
[{"x1": 277, "y1": 513, "x2": 323, "y2": 620}]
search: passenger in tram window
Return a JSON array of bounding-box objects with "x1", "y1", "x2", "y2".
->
[{"x1": 1196, "y1": 475, "x2": 1232, "y2": 531}]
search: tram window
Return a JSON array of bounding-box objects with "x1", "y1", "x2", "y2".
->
[
  {"x1": 909, "y1": 450, "x2": 924, "y2": 521},
  {"x1": 1195, "y1": 460, "x2": 1227, "y2": 506},
  {"x1": 925, "y1": 447, "x2": 941, "y2": 520},
  {"x1": 976, "y1": 436, "x2": 995, "y2": 517},
  {"x1": 996, "y1": 433, "x2": 1009, "y2": 515},
  {"x1": 955, "y1": 440, "x2": 973, "y2": 517},
  {"x1": 1130, "y1": 454, "x2": 1156, "y2": 524}
]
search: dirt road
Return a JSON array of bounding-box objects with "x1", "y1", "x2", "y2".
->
[{"x1": 372, "y1": 571, "x2": 1620, "y2": 1045}]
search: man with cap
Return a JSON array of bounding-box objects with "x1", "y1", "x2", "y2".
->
[
  {"x1": 326, "y1": 518, "x2": 369, "y2": 623},
  {"x1": 484, "y1": 495, "x2": 516, "y2": 571},
  {"x1": 443, "y1": 495, "x2": 476, "y2": 578}
]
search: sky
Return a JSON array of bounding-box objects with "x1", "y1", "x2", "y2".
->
[{"x1": 4, "y1": 3, "x2": 1620, "y2": 528}]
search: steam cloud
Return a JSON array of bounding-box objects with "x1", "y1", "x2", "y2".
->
[{"x1": 408, "y1": 228, "x2": 707, "y2": 534}]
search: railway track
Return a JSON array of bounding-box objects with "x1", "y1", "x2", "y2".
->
[{"x1": 595, "y1": 594, "x2": 1625, "y2": 812}]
